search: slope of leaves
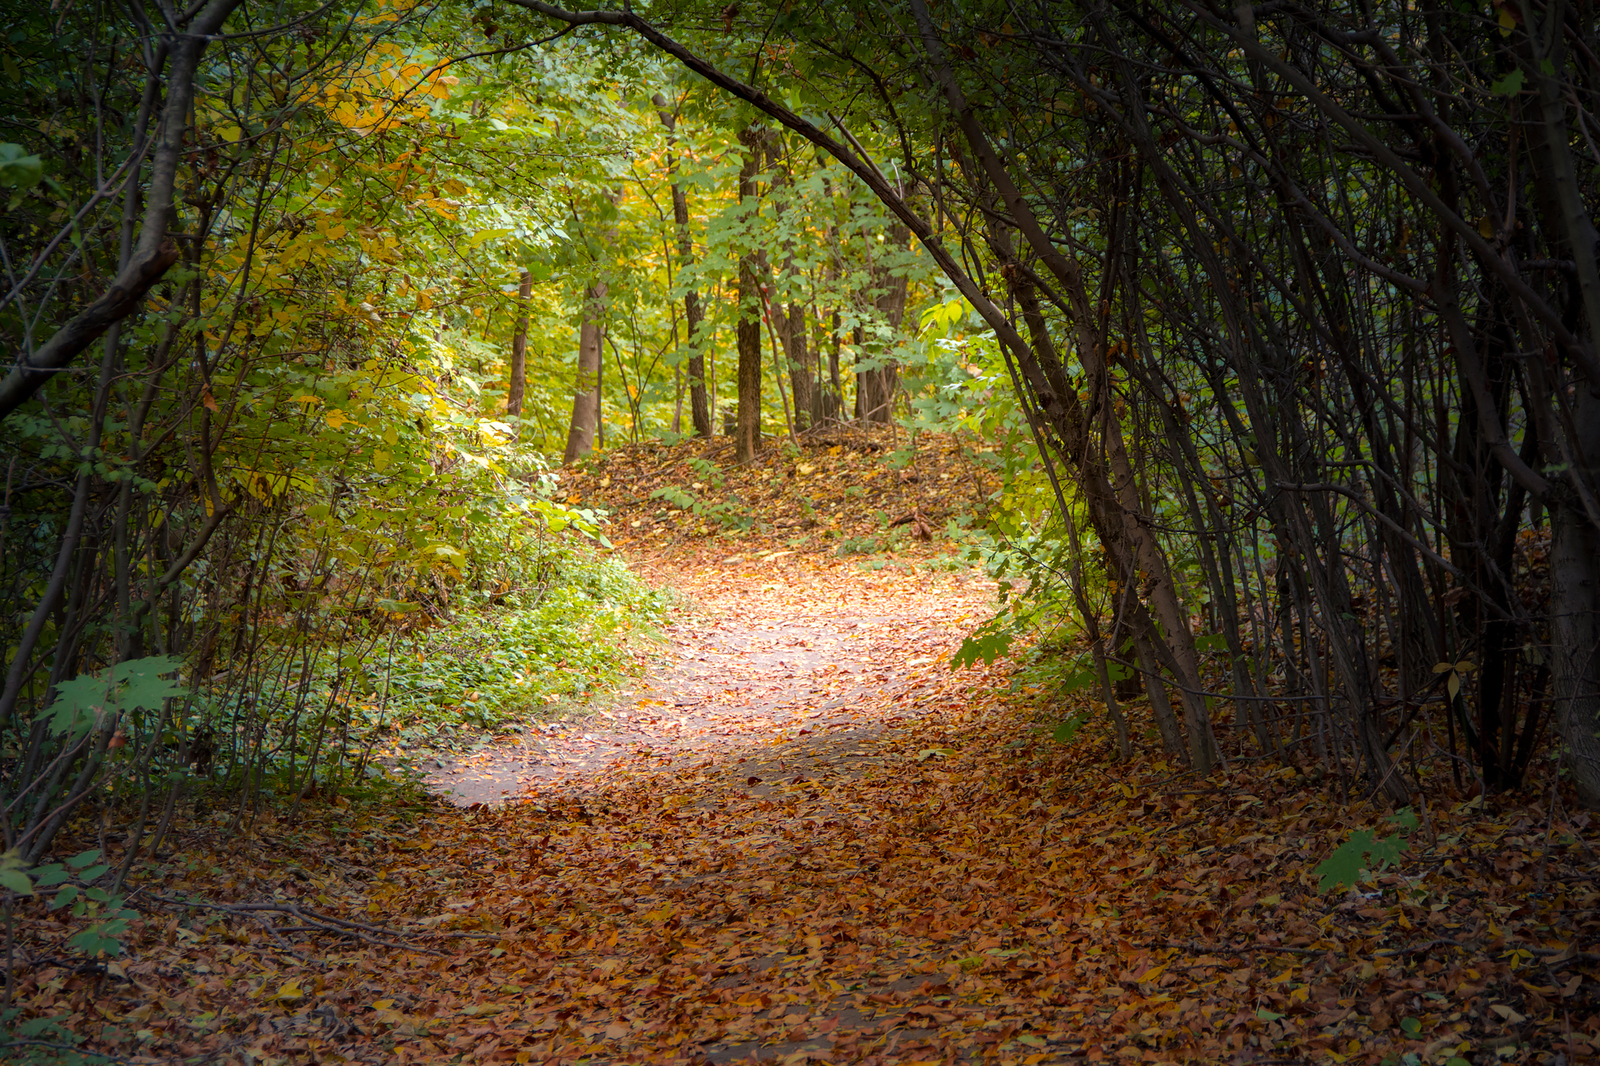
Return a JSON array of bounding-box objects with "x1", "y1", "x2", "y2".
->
[{"x1": 558, "y1": 427, "x2": 999, "y2": 557}]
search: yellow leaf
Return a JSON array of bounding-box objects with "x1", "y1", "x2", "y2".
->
[
  {"x1": 275, "y1": 979, "x2": 304, "y2": 1002},
  {"x1": 325, "y1": 408, "x2": 350, "y2": 430},
  {"x1": 291, "y1": 393, "x2": 322, "y2": 406},
  {"x1": 1432, "y1": 662, "x2": 1454, "y2": 674},
  {"x1": 383, "y1": 425, "x2": 398, "y2": 445},
  {"x1": 1498, "y1": 7, "x2": 1516, "y2": 35},
  {"x1": 1447, "y1": 672, "x2": 1461, "y2": 699}
]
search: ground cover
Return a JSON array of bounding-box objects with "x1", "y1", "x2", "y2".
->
[{"x1": 6, "y1": 437, "x2": 1598, "y2": 1066}]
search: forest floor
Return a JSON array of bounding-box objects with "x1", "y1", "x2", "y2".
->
[{"x1": 13, "y1": 432, "x2": 1600, "y2": 1066}]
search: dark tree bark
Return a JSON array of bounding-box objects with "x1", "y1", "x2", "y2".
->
[
  {"x1": 856, "y1": 222, "x2": 909, "y2": 424},
  {"x1": 653, "y1": 93, "x2": 712, "y2": 438},
  {"x1": 563, "y1": 280, "x2": 607, "y2": 464},
  {"x1": 507, "y1": 269, "x2": 532, "y2": 417},
  {"x1": 734, "y1": 122, "x2": 766, "y2": 463}
]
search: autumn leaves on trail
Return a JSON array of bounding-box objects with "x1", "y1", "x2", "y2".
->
[
  {"x1": 374, "y1": 549, "x2": 1598, "y2": 1066},
  {"x1": 426, "y1": 548, "x2": 994, "y2": 805},
  {"x1": 17, "y1": 532, "x2": 1598, "y2": 1066}
]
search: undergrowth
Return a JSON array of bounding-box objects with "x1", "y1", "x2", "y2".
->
[{"x1": 361, "y1": 549, "x2": 665, "y2": 756}]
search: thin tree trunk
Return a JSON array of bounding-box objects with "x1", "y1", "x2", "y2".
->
[
  {"x1": 857, "y1": 222, "x2": 909, "y2": 424},
  {"x1": 653, "y1": 93, "x2": 712, "y2": 438},
  {"x1": 507, "y1": 269, "x2": 532, "y2": 417},
  {"x1": 735, "y1": 122, "x2": 765, "y2": 463},
  {"x1": 562, "y1": 281, "x2": 607, "y2": 464}
]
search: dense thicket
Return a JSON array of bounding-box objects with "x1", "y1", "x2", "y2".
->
[{"x1": 521, "y1": 0, "x2": 1600, "y2": 804}]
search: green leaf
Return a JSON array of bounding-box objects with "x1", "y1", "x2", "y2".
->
[
  {"x1": 1256, "y1": 1008, "x2": 1284, "y2": 1022},
  {"x1": 0, "y1": 142, "x2": 43, "y2": 188},
  {"x1": 0, "y1": 848, "x2": 34, "y2": 895},
  {"x1": 1060, "y1": 669, "x2": 1097, "y2": 694},
  {"x1": 32, "y1": 864, "x2": 68, "y2": 887},
  {"x1": 1052, "y1": 714, "x2": 1088, "y2": 745},
  {"x1": 1317, "y1": 821, "x2": 1411, "y2": 892},
  {"x1": 111, "y1": 656, "x2": 185, "y2": 710},
  {"x1": 46, "y1": 674, "x2": 114, "y2": 735},
  {"x1": 952, "y1": 628, "x2": 1013, "y2": 668},
  {"x1": 1400, "y1": 1016, "x2": 1422, "y2": 1036},
  {"x1": 1491, "y1": 69, "x2": 1524, "y2": 96},
  {"x1": 46, "y1": 658, "x2": 183, "y2": 735}
]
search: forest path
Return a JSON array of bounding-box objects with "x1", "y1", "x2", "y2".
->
[
  {"x1": 49, "y1": 537, "x2": 1590, "y2": 1066},
  {"x1": 396, "y1": 546, "x2": 1109, "y2": 1066},
  {"x1": 425, "y1": 545, "x2": 996, "y2": 808}
]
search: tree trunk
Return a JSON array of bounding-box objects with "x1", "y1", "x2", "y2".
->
[
  {"x1": 507, "y1": 269, "x2": 532, "y2": 417},
  {"x1": 654, "y1": 93, "x2": 712, "y2": 438},
  {"x1": 735, "y1": 122, "x2": 766, "y2": 463},
  {"x1": 857, "y1": 222, "x2": 909, "y2": 424},
  {"x1": 562, "y1": 280, "x2": 607, "y2": 464},
  {"x1": 767, "y1": 134, "x2": 815, "y2": 430}
]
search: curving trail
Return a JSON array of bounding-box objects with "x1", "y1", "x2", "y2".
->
[
  {"x1": 428, "y1": 547, "x2": 997, "y2": 808},
  {"x1": 67, "y1": 541, "x2": 1588, "y2": 1066}
]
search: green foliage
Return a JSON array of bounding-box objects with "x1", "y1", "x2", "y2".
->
[
  {"x1": 952, "y1": 615, "x2": 1018, "y2": 668},
  {"x1": 1050, "y1": 713, "x2": 1089, "y2": 744},
  {"x1": 0, "y1": 1008, "x2": 114, "y2": 1066},
  {"x1": 45, "y1": 658, "x2": 183, "y2": 738},
  {"x1": 373, "y1": 550, "x2": 664, "y2": 741},
  {"x1": 1316, "y1": 809, "x2": 1419, "y2": 892},
  {"x1": 648, "y1": 484, "x2": 755, "y2": 532},
  {"x1": 0, "y1": 142, "x2": 43, "y2": 189}
]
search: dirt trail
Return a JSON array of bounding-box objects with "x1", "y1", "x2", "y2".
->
[
  {"x1": 412, "y1": 547, "x2": 1053, "y2": 1064},
  {"x1": 45, "y1": 539, "x2": 1590, "y2": 1066},
  {"x1": 426, "y1": 547, "x2": 996, "y2": 808}
]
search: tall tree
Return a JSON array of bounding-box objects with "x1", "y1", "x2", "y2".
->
[
  {"x1": 768, "y1": 135, "x2": 816, "y2": 428},
  {"x1": 507, "y1": 269, "x2": 533, "y2": 417},
  {"x1": 564, "y1": 280, "x2": 608, "y2": 463},
  {"x1": 856, "y1": 217, "x2": 910, "y2": 425},
  {"x1": 653, "y1": 92, "x2": 713, "y2": 437},
  {"x1": 734, "y1": 121, "x2": 766, "y2": 463}
]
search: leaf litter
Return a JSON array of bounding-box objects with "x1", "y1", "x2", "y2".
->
[{"x1": 10, "y1": 434, "x2": 1600, "y2": 1065}]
